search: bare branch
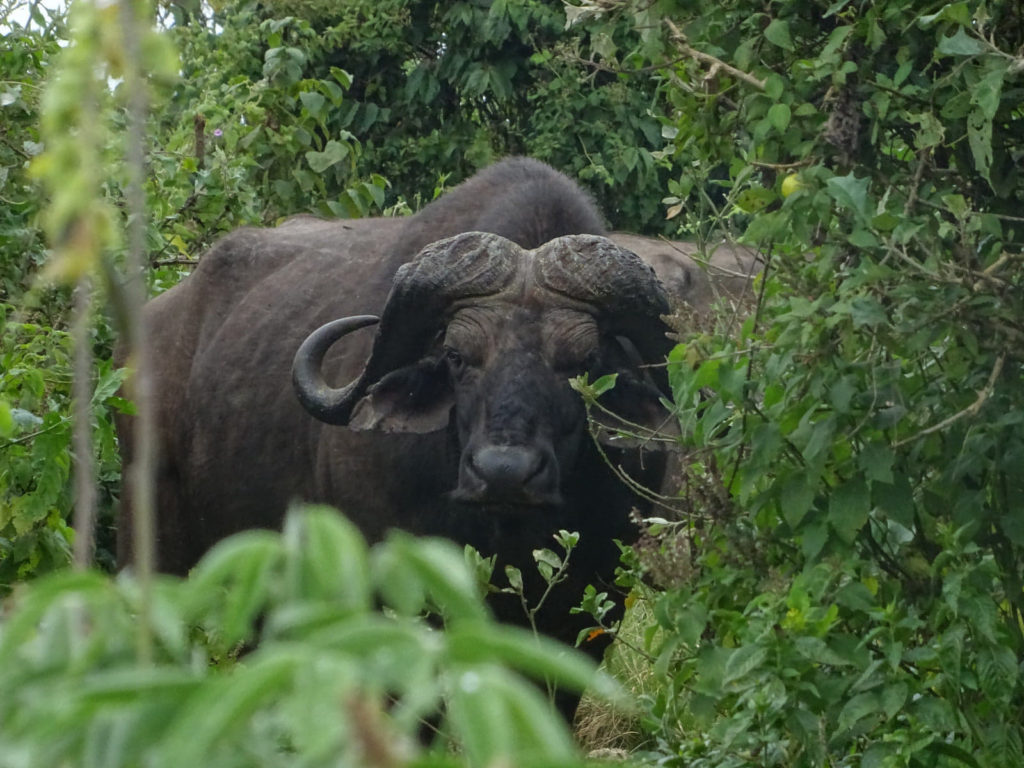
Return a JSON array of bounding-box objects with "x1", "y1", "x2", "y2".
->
[
  {"x1": 903, "y1": 147, "x2": 931, "y2": 216},
  {"x1": 749, "y1": 159, "x2": 815, "y2": 171},
  {"x1": 663, "y1": 18, "x2": 766, "y2": 91}
]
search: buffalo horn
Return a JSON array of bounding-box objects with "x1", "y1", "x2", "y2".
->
[
  {"x1": 535, "y1": 235, "x2": 673, "y2": 388},
  {"x1": 294, "y1": 232, "x2": 519, "y2": 427},
  {"x1": 292, "y1": 315, "x2": 380, "y2": 424}
]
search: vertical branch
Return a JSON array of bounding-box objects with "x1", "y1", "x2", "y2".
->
[
  {"x1": 119, "y1": 0, "x2": 156, "y2": 664},
  {"x1": 71, "y1": 277, "x2": 97, "y2": 570}
]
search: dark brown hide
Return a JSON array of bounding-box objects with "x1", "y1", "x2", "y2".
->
[{"x1": 116, "y1": 159, "x2": 674, "y2": 718}]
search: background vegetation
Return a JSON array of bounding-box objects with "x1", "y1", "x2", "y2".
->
[{"x1": 2, "y1": 0, "x2": 1023, "y2": 765}]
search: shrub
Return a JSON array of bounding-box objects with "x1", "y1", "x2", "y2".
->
[{"x1": 570, "y1": 0, "x2": 1024, "y2": 764}]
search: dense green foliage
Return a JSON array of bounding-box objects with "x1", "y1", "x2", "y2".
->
[
  {"x1": 3, "y1": 0, "x2": 1024, "y2": 764},
  {"x1": 161, "y1": 0, "x2": 673, "y2": 229},
  {"x1": 568, "y1": 1, "x2": 1024, "y2": 765},
  {"x1": 0, "y1": 6, "x2": 123, "y2": 582},
  {"x1": 0, "y1": 6, "x2": 53, "y2": 297},
  {"x1": 0, "y1": 505, "x2": 614, "y2": 767}
]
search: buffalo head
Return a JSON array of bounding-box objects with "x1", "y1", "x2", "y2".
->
[{"x1": 292, "y1": 231, "x2": 672, "y2": 511}]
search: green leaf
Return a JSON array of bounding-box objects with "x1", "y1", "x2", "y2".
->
[
  {"x1": 936, "y1": 27, "x2": 987, "y2": 56},
  {"x1": 533, "y1": 547, "x2": 563, "y2": 571},
  {"x1": 446, "y1": 666, "x2": 579, "y2": 766},
  {"x1": 978, "y1": 643, "x2": 1018, "y2": 701},
  {"x1": 0, "y1": 571, "x2": 113, "y2": 659},
  {"x1": 972, "y1": 60, "x2": 1007, "y2": 120},
  {"x1": 824, "y1": 0, "x2": 854, "y2": 17},
  {"x1": 280, "y1": 505, "x2": 371, "y2": 611},
  {"x1": 781, "y1": 472, "x2": 817, "y2": 528},
  {"x1": 330, "y1": 66, "x2": 352, "y2": 88},
  {"x1": 767, "y1": 102, "x2": 791, "y2": 132},
  {"x1": 186, "y1": 532, "x2": 282, "y2": 646},
  {"x1": 849, "y1": 297, "x2": 888, "y2": 328},
  {"x1": 763, "y1": 74, "x2": 785, "y2": 100},
  {"x1": 858, "y1": 441, "x2": 894, "y2": 484},
  {"x1": 570, "y1": 372, "x2": 618, "y2": 400},
  {"x1": 590, "y1": 373, "x2": 618, "y2": 397},
  {"x1": 735, "y1": 186, "x2": 776, "y2": 213},
  {"x1": 154, "y1": 654, "x2": 299, "y2": 768},
  {"x1": 447, "y1": 624, "x2": 620, "y2": 701},
  {"x1": 828, "y1": 375, "x2": 857, "y2": 413},
  {"x1": 299, "y1": 90, "x2": 326, "y2": 120},
  {"x1": 826, "y1": 173, "x2": 871, "y2": 223},
  {"x1": 838, "y1": 690, "x2": 879, "y2": 731},
  {"x1": 797, "y1": 414, "x2": 836, "y2": 464},
  {"x1": 0, "y1": 399, "x2": 12, "y2": 437},
  {"x1": 79, "y1": 668, "x2": 203, "y2": 705},
  {"x1": 505, "y1": 565, "x2": 523, "y2": 592},
  {"x1": 847, "y1": 228, "x2": 879, "y2": 248},
  {"x1": 926, "y1": 741, "x2": 983, "y2": 768},
  {"x1": 917, "y1": 3, "x2": 971, "y2": 27},
  {"x1": 764, "y1": 18, "x2": 794, "y2": 51},
  {"x1": 186, "y1": 536, "x2": 282, "y2": 638},
  {"x1": 829, "y1": 478, "x2": 869, "y2": 543},
  {"x1": 967, "y1": 60, "x2": 1008, "y2": 186},
  {"x1": 880, "y1": 681, "x2": 908, "y2": 718},
  {"x1": 305, "y1": 139, "x2": 349, "y2": 173},
  {"x1": 384, "y1": 534, "x2": 489, "y2": 621},
  {"x1": 91, "y1": 362, "x2": 127, "y2": 405},
  {"x1": 723, "y1": 645, "x2": 767, "y2": 684},
  {"x1": 942, "y1": 193, "x2": 970, "y2": 220},
  {"x1": 793, "y1": 636, "x2": 856, "y2": 667}
]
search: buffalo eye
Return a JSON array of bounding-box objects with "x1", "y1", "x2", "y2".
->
[
  {"x1": 554, "y1": 346, "x2": 600, "y2": 378},
  {"x1": 444, "y1": 346, "x2": 465, "y2": 373}
]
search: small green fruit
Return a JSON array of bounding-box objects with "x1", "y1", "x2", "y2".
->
[{"x1": 781, "y1": 173, "x2": 804, "y2": 197}]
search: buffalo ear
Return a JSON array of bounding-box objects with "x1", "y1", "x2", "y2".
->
[
  {"x1": 347, "y1": 357, "x2": 454, "y2": 433},
  {"x1": 590, "y1": 335, "x2": 679, "y2": 448}
]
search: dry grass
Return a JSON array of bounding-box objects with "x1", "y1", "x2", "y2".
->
[{"x1": 574, "y1": 600, "x2": 660, "y2": 756}]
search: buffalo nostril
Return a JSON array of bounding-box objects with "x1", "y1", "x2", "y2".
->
[{"x1": 470, "y1": 445, "x2": 545, "y2": 492}]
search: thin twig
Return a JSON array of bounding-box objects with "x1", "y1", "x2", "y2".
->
[
  {"x1": 895, "y1": 353, "x2": 1006, "y2": 446},
  {"x1": 152, "y1": 258, "x2": 199, "y2": 267},
  {"x1": 748, "y1": 159, "x2": 815, "y2": 171},
  {"x1": 982, "y1": 252, "x2": 1011, "y2": 276},
  {"x1": 990, "y1": 211, "x2": 1024, "y2": 222},
  {"x1": 0, "y1": 417, "x2": 69, "y2": 448},
  {"x1": 903, "y1": 147, "x2": 931, "y2": 216}
]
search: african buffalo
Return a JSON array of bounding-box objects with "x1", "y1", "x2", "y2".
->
[
  {"x1": 610, "y1": 233, "x2": 762, "y2": 311},
  {"x1": 116, "y1": 158, "x2": 676, "y2": 709}
]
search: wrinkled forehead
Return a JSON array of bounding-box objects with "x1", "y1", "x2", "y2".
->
[{"x1": 445, "y1": 303, "x2": 599, "y2": 356}]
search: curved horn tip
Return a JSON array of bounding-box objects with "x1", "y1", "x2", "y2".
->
[{"x1": 292, "y1": 315, "x2": 380, "y2": 425}]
